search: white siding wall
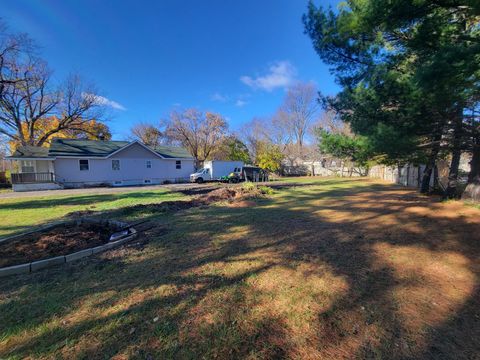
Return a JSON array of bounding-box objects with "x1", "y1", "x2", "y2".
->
[
  {"x1": 35, "y1": 160, "x2": 50, "y2": 173},
  {"x1": 53, "y1": 143, "x2": 194, "y2": 187}
]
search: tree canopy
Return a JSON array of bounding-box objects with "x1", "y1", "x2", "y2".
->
[
  {"x1": 0, "y1": 21, "x2": 110, "y2": 148},
  {"x1": 304, "y1": 0, "x2": 480, "y2": 195},
  {"x1": 165, "y1": 109, "x2": 228, "y2": 167}
]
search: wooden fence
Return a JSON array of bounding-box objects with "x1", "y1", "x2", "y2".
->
[
  {"x1": 369, "y1": 160, "x2": 454, "y2": 189},
  {"x1": 300, "y1": 155, "x2": 470, "y2": 191},
  {"x1": 369, "y1": 164, "x2": 424, "y2": 188}
]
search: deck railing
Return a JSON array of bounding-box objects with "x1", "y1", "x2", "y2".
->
[{"x1": 11, "y1": 172, "x2": 55, "y2": 184}]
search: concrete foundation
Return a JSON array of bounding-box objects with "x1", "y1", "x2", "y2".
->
[{"x1": 13, "y1": 183, "x2": 63, "y2": 192}]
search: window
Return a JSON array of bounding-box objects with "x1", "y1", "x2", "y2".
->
[
  {"x1": 146, "y1": 160, "x2": 152, "y2": 169},
  {"x1": 21, "y1": 160, "x2": 35, "y2": 173},
  {"x1": 176, "y1": 160, "x2": 181, "y2": 169},
  {"x1": 112, "y1": 159, "x2": 120, "y2": 171},
  {"x1": 79, "y1": 159, "x2": 89, "y2": 171},
  {"x1": 144, "y1": 179, "x2": 151, "y2": 184}
]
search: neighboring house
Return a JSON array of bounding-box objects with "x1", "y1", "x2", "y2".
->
[{"x1": 8, "y1": 138, "x2": 195, "y2": 192}]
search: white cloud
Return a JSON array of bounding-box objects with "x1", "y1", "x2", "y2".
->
[
  {"x1": 211, "y1": 92, "x2": 229, "y2": 102},
  {"x1": 83, "y1": 93, "x2": 126, "y2": 111},
  {"x1": 240, "y1": 61, "x2": 297, "y2": 92},
  {"x1": 235, "y1": 99, "x2": 247, "y2": 107}
]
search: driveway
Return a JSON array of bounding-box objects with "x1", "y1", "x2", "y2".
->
[{"x1": 0, "y1": 182, "x2": 217, "y2": 200}]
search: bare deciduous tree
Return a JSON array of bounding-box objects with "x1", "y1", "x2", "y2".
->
[
  {"x1": 131, "y1": 122, "x2": 164, "y2": 147},
  {"x1": 0, "y1": 21, "x2": 33, "y2": 99},
  {"x1": 165, "y1": 108, "x2": 228, "y2": 166},
  {"x1": 280, "y1": 82, "x2": 320, "y2": 148},
  {"x1": 311, "y1": 109, "x2": 352, "y2": 137},
  {"x1": 239, "y1": 117, "x2": 274, "y2": 163},
  {"x1": 0, "y1": 65, "x2": 104, "y2": 146},
  {"x1": 0, "y1": 21, "x2": 106, "y2": 147}
]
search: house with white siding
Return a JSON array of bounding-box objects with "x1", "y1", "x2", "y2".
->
[{"x1": 8, "y1": 138, "x2": 195, "y2": 192}]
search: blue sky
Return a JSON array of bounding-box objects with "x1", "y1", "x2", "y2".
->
[{"x1": 2, "y1": 0, "x2": 340, "y2": 140}]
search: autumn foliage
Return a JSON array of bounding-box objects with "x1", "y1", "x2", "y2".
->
[{"x1": 8, "y1": 116, "x2": 111, "y2": 150}]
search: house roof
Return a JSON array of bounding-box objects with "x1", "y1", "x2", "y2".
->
[
  {"x1": 9, "y1": 139, "x2": 194, "y2": 159},
  {"x1": 152, "y1": 145, "x2": 192, "y2": 159},
  {"x1": 10, "y1": 146, "x2": 50, "y2": 159},
  {"x1": 49, "y1": 139, "x2": 130, "y2": 157}
]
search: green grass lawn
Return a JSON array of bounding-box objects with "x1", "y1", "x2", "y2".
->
[
  {"x1": 0, "y1": 178, "x2": 479, "y2": 359},
  {"x1": 0, "y1": 189, "x2": 186, "y2": 237}
]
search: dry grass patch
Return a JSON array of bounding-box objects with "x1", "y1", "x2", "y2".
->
[{"x1": 0, "y1": 178, "x2": 479, "y2": 359}]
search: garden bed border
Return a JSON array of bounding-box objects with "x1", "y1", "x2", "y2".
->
[{"x1": 0, "y1": 218, "x2": 137, "y2": 278}]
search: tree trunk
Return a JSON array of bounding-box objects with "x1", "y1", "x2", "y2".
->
[
  {"x1": 397, "y1": 164, "x2": 402, "y2": 185},
  {"x1": 417, "y1": 166, "x2": 421, "y2": 188},
  {"x1": 406, "y1": 164, "x2": 410, "y2": 187},
  {"x1": 420, "y1": 134, "x2": 442, "y2": 193},
  {"x1": 462, "y1": 144, "x2": 480, "y2": 202},
  {"x1": 445, "y1": 147, "x2": 462, "y2": 198},
  {"x1": 468, "y1": 144, "x2": 480, "y2": 184},
  {"x1": 433, "y1": 164, "x2": 439, "y2": 191},
  {"x1": 421, "y1": 160, "x2": 435, "y2": 194},
  {"x1": 445, "y1": 111, "x2": 464, "y2": 198}
]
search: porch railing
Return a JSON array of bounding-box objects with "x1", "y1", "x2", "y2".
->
[{"x1": 11, "y1": 172, "x2": 55, "y2": 184}]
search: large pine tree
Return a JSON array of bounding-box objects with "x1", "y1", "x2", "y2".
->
[{"x1": 304, "y1": 0, "x2": 480, "y2": 196}]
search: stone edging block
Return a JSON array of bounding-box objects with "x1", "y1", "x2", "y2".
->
[
  {"x1": 65, "y1": 249, "x2": 94, "y2": 262},
  {"x1": 0, "y1": 220, "x2": 138, "y2": 278},
  {"x1": 0, "y1": 263, "x2": 31, "y2": 277},
  {"x1": 31, "y1": 256, "x2": 66, "y2": 272}
]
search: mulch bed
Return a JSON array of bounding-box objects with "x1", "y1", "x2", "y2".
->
[{"x1": 0, "y1": 222, "x2": 120, "y2": 268}]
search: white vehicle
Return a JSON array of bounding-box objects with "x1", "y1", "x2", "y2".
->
[{"x1": 190, "y1": 160, "x2": 244, "y2": 183}]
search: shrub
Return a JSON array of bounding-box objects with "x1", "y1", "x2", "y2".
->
[
  {"x1": 242, "y1": 181, "x2": 256, "y2": 191},
  {"x1": 259, "y1": 186, "x2": 274, "y2": 195}
]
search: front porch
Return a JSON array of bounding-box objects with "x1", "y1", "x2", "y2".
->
[
  {"x1": 11, "y1": 172, "x2": 56, "y2": 184},
  {"x1": 10, "y1": 159, "x2": 62, "y2": 192}
]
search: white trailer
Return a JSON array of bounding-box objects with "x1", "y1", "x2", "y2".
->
[{"x1": 190, "y1": 160, "x2": 244, "y2": 183}]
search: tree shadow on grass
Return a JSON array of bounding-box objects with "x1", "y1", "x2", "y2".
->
[
  {"x1": 0, "y1": 180, "x2": 479, "y2": 359},
  {"x1": 0, "y1": 191, "x2": 182, "y2": 211},
  {"x1": 0, "y1": 190, "x2": 186, "y2": 238}
]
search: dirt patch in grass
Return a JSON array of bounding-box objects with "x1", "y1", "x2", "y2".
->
[
  {"x1": 201, "y1": 185, "x2": 271, "y2": 203},
  {"x1": 0, "y1": 222, "x2": 120, "y2": 268},
  {"x1": 178, "y1": 185, "x2": 220, "y2": 196},
  {"x1": 228, "y1": 200, "x2": 257, "y2": 208},
  {"x1": 118, "y1": 186, "x2": 266, "y2": 214},
  {"x1": 68, "y1": 185, "x2": 273, "y2": 218}
]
